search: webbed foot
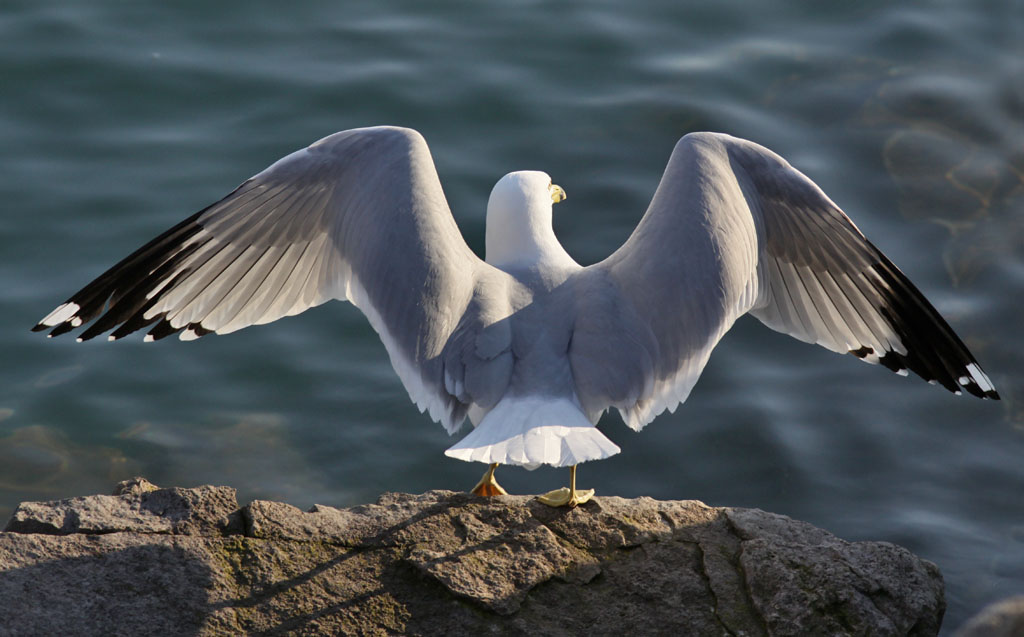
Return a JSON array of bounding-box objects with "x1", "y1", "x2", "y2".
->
[
  {"x1": 470, "y1": 463, "x2": 509, "y2": 497},
  {"x1": 536, "y1": 465, "x2": 593, "y2": 508}
]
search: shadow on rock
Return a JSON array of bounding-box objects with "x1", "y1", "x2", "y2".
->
[
  {"x1": 1, "y1": 480, "x2": 946, "y2": 636},
  {"x1": 0, "y1": 541, "x2": 212, "y2": 636}
]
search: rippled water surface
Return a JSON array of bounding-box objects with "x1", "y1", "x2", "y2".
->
[{"x1": 2, "y1": 2, "x2": 1021, "y2": 631}]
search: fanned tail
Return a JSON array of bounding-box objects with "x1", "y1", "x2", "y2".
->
[{"x1": 444, "y1": 397, "x2": 620, "y2": 469}]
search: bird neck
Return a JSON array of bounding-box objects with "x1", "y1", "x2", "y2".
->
[{"x1": 485, "y1": 204, "x2": 578, "y2": 273}]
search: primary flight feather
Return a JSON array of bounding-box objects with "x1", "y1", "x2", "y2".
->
[{"x1": 35, "y1": 126, "x2": 998, "y2": 506}]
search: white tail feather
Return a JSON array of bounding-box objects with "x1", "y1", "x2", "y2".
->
[{"x1": 444, "y1": 397, "x2": 620, "y2": 469}]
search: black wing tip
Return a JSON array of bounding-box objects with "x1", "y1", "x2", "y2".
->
[
  {"x1": 965, "y1": 362, "x2": 1000, "y2": 400},
  {"x1": 850, "y1": 347, "x2": 999, "y2": 400},
  {"x1": 858, "y1": 259, "x2": 1001, "y2": 402},
  {"x1": 34, "y1": 300, "x2": 85, "y2": 338},
  {"x1": 34, "y1": 321, "x2": 217, "y2": 344},
  {"x1": 32, "y1": 205, "x2": 208, "y2": 343},
  {"x1": 145, "y1": 318, "x2": 182, "y2": 342},
  {"x1": 46, "y1": 321, "x2": 79, "y2": 339},
  {"x1": 34, "y1": 305, "x2": 218, "y2": 344},
  {"x1": 973, "y1": 387, "x2": 1001, "y2": 400},
  {"x1": 951, "y1": 382, "x2": 999, "y2": 400}
]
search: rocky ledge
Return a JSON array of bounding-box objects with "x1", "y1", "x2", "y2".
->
[{"x1": 0, "y1": 479, "x2": 944, "y2": 636}]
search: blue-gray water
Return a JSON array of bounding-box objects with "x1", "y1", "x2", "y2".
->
[{"x1": 2, "y1": 2, "x2": 1021, "y2": 631}]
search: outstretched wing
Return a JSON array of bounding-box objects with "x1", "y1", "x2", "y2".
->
[
  {"x1": 727, "y1": 133, "x2": 998, "y2": 399},
  {"x1": 34, "y1": 126, "x2": 488, "y2": 429},
  {"x1": 576, "y1": 132, "x2": 997, "y2": 432}
]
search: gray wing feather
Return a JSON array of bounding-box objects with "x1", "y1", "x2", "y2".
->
[
  {"x1": 577, "y1": 132, "x2": 761, "y2": 430},
  {"x1": 725, "y1": 133, "x2": 996, "y2": 398},
  {"x1": 576, "y1": 132, "x2": 762, "y2": 429},
  {"x1": 574, "y1": 132, "x2": 997, "y2": 431},
  {"x1": 35, "y1": 126, "x2": 492, "y2": 430}
]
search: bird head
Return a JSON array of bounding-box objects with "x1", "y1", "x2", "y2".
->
[{"x1": 485, "y1": 171, "x2": 568, "y2": 268}]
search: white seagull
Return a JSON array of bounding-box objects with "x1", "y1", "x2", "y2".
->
[{"x1": 35, "y1": 126, "x2": 999, "y2": 507}]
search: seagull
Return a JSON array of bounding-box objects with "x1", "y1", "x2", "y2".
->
[{"x1": 34, "y1": 126, "x2": 999, "y2": 507}]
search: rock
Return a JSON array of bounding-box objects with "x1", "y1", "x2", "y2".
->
[
  {"x1": 112, "y1": 476, "x2": 161, "y2": 496},
  {"x1": 4, "y1": 480, "x2": 241, "y2": 536},
  {"x1": 953, "y1": 596, "x2": 1024, "y2": 637},
  {"x1": 0, "y1": 481, "x2": 945, "y2": 636}
]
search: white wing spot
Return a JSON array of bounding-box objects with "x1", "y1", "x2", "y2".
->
[
  {"x1": 40, "y1": 302, "x2": 80, "y2": 327},
  {"x1": 965, "y1": 363, "x2": 995, "y2": 393}
]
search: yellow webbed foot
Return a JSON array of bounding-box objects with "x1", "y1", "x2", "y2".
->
[
  {"x1": 470, "y1": 463, "x2": 509, "y2": 497},
  {"x1": 537, "y1": 486, "x2": 594, "y2": 508},
  {"x1": 536, "y1": 464, "x2": 593, "y2": 508}
]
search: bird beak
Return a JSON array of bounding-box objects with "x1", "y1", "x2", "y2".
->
[{"x1": 551, "y1": 184, "x2": 567, "y2": 204}]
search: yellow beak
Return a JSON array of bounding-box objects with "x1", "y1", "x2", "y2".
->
[{"x1": 551, "y1": 183, "x2": 567, "y2": 204}]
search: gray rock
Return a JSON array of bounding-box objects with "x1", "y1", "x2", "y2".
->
[
  {"x1": 0, "y1": 480, "x2": 945, "y2": 636},
  {"x1": 4, "y1": 477, "x2": 241, "y2": 536}
]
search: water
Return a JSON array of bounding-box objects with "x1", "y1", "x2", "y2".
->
[{"x1": 2, "y1": 1, "x2": 1021, "y2": 631}]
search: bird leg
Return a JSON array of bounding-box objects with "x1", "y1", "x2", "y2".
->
[
  {"x1": 537, "y1": 464, "x2": 594, "y2": 508},
  {"x1": 470, "y1": 463, "x2": 509, "y2": 497}
]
